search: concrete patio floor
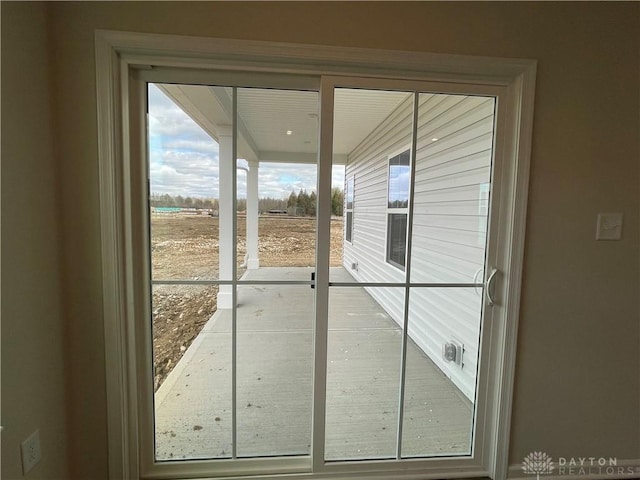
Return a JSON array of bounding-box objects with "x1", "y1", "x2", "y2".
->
[{"x1": 154, "y1": 267, "x2": 472, "y2": 461}]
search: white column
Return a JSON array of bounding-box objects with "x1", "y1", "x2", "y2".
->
[
  {"x1": 217, "y1": 125, "x2": 233, "y2": 309},
  {"x1": 246, "y1": 160, "x2": 260, "y2": 269}
]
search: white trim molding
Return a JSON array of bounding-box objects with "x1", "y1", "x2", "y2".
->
[{"x1": 95, "y1": 30, "x2": 536, "y2": 480}]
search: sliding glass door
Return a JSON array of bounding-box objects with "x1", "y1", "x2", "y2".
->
[
  {"x1": 318, "y1": 81, "x2": 496, "y2": 465},
  {"x1": 136, "y1": 71, "x2": 503, "y2": 478},
  {"x1": 147, "y1": 83, "x2": 320, "y2": 461}
]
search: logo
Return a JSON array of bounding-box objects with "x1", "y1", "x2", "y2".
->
[
  {"x1": 522, "y1": 451, "x2": 555, "y2": 480},
  {"x1": 523, "y1": 452, "x2": 640, "y2": 477}
]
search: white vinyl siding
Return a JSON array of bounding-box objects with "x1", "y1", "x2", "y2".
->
[{"x1": 343, "y1": 93, "x2": 495, "y2": 401}]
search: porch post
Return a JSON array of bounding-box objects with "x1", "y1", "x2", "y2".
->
[
  {"x1": 217, "y1": 125, "x2": 233, "y2": 309},
  {"x1": 246, "y1": 160, "x2": 260, "y2": 269}
]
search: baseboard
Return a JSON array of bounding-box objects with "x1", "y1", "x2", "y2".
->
[{"x1": 508, "y1": 459, "x2": 640, "y2": 480}]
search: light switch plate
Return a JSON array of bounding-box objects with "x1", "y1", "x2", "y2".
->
[{"x1": 596, "y1": 213, "x2": 623, "y2": 240}]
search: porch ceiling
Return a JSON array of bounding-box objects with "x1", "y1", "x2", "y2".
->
[{"x1": 159, "y1": 84, "x2": 410, "y2": 165}]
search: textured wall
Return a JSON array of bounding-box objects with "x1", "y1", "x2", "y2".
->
[
  {"x1": 5, "y1": 2, "x2": 638, "y2": 479},
  {"x1": 1, "y1": 2, "x2": 69, "y2": 479}
]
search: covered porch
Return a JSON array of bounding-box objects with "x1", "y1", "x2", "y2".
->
[
  {"x1": 154, "y1": 267, "x2": 472, "y2": 461},
  {"x1": 157, "y1": 84, "x2": 410, "y2": 309}
]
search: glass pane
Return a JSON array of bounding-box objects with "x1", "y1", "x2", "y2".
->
[
  {"x1": 325, "y1": 286, "x2": 405, "y2": 461},
  {"x1": 345, "y1": 211, "x2": 353, "y2": 243},
  {"x1": 153, "y1": 284, "x2": 232, "y2": 460},
  {"x1": 346, "y1": 177, "x2": 354, "y2": 210},
  {"x1": 237, "y1": 88, "x2": 319, "y2": 272},
  {"x1": 330, "y1": 169, "x2": 345, "y2": 270},
  {"x1": 331, "y1": 88, "x2": 413, "y2": 283},
  {"x1": 388, "y1": 150, "x2": 410, "y2": 208},
  {"x1": 387, "y1": 213, "x2": 407, "y2": 269},
  {"x1": 401, "y1": 287, "x2": 481, "y2": 457},
  {"x1": 148, "y1": 83, "x2": 222, "y2": 281},
  {"x1": 236, "y1": 285, "x2": 314, "y2": 457},
  {"x1": 410, "y1": 93, "x2": 496, "y2": 284},
  {"x1": 232, "y1": 88, "x2": 319, "y2": 457}
]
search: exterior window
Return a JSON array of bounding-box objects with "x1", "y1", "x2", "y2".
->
[
  {"x1": 386, "y1": 150, "x2": 410, "y2": 269},
  {"x1": 345, "y1": 176, "x2": 354, "y2": 243}
]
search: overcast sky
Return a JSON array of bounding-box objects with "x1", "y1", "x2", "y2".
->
[{"x1": 148, "y1": 84, "x2": 345, "y2": 199}]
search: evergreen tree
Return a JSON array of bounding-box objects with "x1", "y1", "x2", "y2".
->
[
  {"x1": 308, "y1": 191, "x2": 317, "y2": 216},
  {"x1": 331, "y1": 188, "x2": 344, "y2": 216},
  {"x1": 287, "y1": 191, "x2": 298, "y2": 209}
]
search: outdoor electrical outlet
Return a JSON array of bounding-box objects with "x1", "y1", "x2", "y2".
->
[
  {"x1": 443, "y1": 339, "x2": 464, "y2": 368},
  {"x1": 21, "y1": 429, "x2": 42, "y2": 474}
]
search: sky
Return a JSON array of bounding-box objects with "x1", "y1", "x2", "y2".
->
[{"x1": 148, "y1": 84, "x2": 345, "y2": 200}]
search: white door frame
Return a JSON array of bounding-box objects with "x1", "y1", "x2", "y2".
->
[{"x1": 95, "y1": 29, "x2": 536, "y2": 480}]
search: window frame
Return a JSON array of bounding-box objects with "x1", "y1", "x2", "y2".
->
[
  {"x1": 385, "y1": 148, "x2": 411, "y2": 270},
  {"x1": 95, "y1": 29, "x2": 536, "y2": 480}
]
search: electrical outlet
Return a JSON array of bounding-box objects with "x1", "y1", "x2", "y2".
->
[
  {"x1": 21, "y1": 429, "x2": 42, "y2": 474},
  {"x1": 596, "y1": 213, "x2": 623, "y2": 240},
  {"x1": 442, "y1": 339, "x2": 464, "y2": 368}
]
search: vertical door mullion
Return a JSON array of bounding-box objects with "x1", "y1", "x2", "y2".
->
[
  {"x1": 138, "y1": 75, "x2": 157, "y2": 473},
  {"x1": 395, "y1": 92, "x2": 420, "y2": 459},
  {"x1": 231, "y1": 87, "x2": 238, "y2": 459},
  {"x1": 312, "y1": 77, "x2": 335, "y2": 472},
  {"x1": 472, "y1": 90, "x2": 505, "y2": 463}
]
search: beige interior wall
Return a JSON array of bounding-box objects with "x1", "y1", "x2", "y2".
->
[
  {"x1": 1, "y1": 2, "x2": 70, "y2": 479},
  {"x1": 3, "y1": 2, "x2": 637, "y2": 479}
]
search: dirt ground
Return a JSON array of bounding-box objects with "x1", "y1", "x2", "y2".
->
[{"x1": 151, "y1": 212, "x2": 344, "y2": 390}]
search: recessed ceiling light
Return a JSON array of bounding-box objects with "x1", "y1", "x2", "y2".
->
[
  {"x1": 431, "y1": 137, "x2": 438, "y2": 142},
  {"x1": 286, "y1": 130, "x2": 293, "y2": 135}
]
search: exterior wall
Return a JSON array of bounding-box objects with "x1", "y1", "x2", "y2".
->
[{"x1": 344, "y1": 94, "x2": 494, "y2": 401}]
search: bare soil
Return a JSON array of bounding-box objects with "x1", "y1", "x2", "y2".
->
[{"x1": 151, "y1": 212, "x2": 343, "y2": 390}]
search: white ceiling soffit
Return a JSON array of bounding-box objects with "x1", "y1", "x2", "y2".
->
[
  {"x1": 157, "y1": 84, "x2": 260, "y2": 162},
  {"x1": 158, "y1": 84, "x2": 411, "y2": 164},
  {"x1": 333, "y1": 88, "x2": 411, "y2": 154}
]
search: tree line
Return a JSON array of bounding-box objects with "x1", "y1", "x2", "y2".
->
[
  {"x1": 150, "y1": 194, "x2": 218, "y2": 210},
  {"x1": 150, "y1": 189, "x2": 343, "y2": 216},
  {"x1": 286, "y1": 188, "x2": 344, "y2": 217}
]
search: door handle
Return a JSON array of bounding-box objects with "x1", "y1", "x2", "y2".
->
[
  {"x1": 473, "y1": 267, "x2": 484, "y2": 296},
  {"x1": 485, "y1": 267, "x2": 499, "y2": 306}
]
